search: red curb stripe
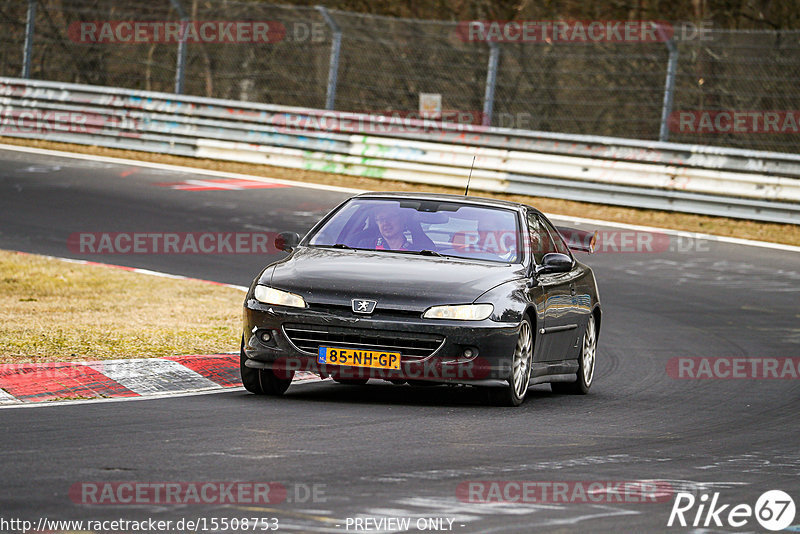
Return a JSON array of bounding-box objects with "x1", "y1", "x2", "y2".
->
[
  {"x1": 154, "y1": 178, "x2": 290, "y2": 191},
  {"x1": 0, "y1": 362, "x2": 139, "y2": 402},
  {"x1": 164, "y1": 354, "x2": 242, "y2": 387}
]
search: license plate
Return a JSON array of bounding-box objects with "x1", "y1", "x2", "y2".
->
[{"x1": 318, "y1": 346, "x2": 401, "y2": 370}]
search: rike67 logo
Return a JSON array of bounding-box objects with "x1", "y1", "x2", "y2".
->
[{"x1": 668, "y1": 490, "x2": 795, "y2": 531}]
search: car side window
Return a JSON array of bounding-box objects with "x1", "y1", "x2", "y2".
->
[
  {"x1": 540, "y1": 217, "x2": 573, "y2": 258},
  {"x1": 526, "y1": 211, "x2": 553, "y2": 265}
]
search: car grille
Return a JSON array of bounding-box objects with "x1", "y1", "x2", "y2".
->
[
  {"x1": 307, "y1": 302, "x2": 423, "y2": 319},
  {"x1": 282, "y1": 323, "x2": 444, "y2": 361}
]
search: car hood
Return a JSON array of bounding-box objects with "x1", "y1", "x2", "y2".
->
[{"x1": 263, "y1": 246, "x2": 525, "y2": 310}]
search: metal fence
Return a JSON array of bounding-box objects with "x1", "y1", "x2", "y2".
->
[{"x1": 2, "y1": 0, "x2": 799, "y2": 154}]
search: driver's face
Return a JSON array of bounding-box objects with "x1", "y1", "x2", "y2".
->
[{"x1": 376, "y1": 211, "x2": 403, "y2": 239}]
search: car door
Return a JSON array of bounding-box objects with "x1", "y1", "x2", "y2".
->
[
  {"x1": 527, "y1": 211, "x2": 581, "y2": 361},
  {"x1": 540, "y1": 215, "x2": 592, "y2": 360}
]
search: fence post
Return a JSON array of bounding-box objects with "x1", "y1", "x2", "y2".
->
[
  {"x1": 316, "y1": 6, "x2": 342, "y2": 110},
  {"x1": 658, "y1": 28, "x2": 679, "y2": 142},
  {"x1": 482, "y1": 41, "x2": 500, "y2": 127},
  {"x1": 169, "y1": 0, "x2": 188, "y2": 94},
  {"x1": 21, "y1": 0, "x2": 37, "y2": 78}
]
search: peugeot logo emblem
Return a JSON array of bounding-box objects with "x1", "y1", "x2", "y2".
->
[{"x1": 352, "y1": 299, "x2": 377, "y2": 314}]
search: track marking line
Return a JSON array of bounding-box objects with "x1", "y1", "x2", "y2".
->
[
  {"x1": 1, "y1": 142, "x2": 796, "y2": 252},
  {"x1": 234, "y1": 506, "x2": 341, "y2": 525},
  {"x1": 550, "y1": 213, "x2": 800, "y2": 254},
  {"x1": 18, "y1": 252, "x2": 248, "y2": 291},
  {"x1": 155, "y1": 178, "x2": 290, "y2": 191},
  {"x1": 0, "y1": 385, "x2": 240, "y2": 410},
  {"x1": 0, "y1": 143, "x2": 362, "y2": 193}
]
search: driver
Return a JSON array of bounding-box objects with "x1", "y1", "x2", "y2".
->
[
  {"x1": 358, "y1": 204, "x2": 436, "y2": 251},
  {"x1": 374, "y1": 206, "x2": 410, "y2": 250}
]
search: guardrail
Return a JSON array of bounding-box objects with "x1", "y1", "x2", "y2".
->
[{"x1": 2, "y1": 76, "x2": 799, "y2": 224}]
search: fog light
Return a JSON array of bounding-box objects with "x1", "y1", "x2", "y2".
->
[
  {"x1": 463, "y1": 348, "x2": 477, "y2": 359},
  {"x1": 260, "y1": 331, "x2": 272, "y2": 343}
]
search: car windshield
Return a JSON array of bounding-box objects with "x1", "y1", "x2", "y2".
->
[{"x1": 307, "y1": 198, "x2": 521, "y2": 263}]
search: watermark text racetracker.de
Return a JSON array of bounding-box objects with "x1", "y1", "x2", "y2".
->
[
  {"x1": 68, "y1": 232, "x2": 281, "y2": 254},
  {"x1": 457, "y1": 20, "x2": 713, "y2": 43},
  {"x1": 68, "y1": 20, "x2": 286, "y2": 44},
  {"x1": 69, "y1": 481, "x2": 326, "y2": 505},
  {"x1": 0, "y1": 109, "x2": 138, "y2": 135},
  {"x1": 452, "y1": 228, "x2": 711, "y2": 255},
  {"x1": 68, "y1": 20, "x2": 330, "y2": 44},
  {"x1": 667, "y1": 357, "x2": 800, "y2": 379},
  {"x1": 669, "y1": 110, "x2": 800, "y2": 134},
  {"x1": 457, "y1": 480, "x2": 673, "y2": 503},
  {"x1": 0, "y1": 516, "x2": 280, "y2": 533}
]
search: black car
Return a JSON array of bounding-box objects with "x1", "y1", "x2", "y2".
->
[{"x1": 241, "y1": 192, "x2": 600, "y2": 406}]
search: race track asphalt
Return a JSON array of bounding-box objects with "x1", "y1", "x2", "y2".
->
[{"x1": 1, "y1": 147, "x2": 799, "y2": 533}]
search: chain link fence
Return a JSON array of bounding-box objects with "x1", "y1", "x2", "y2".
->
[{"x1": 1, "y1": 0, "x2": 799, "y2": 153}]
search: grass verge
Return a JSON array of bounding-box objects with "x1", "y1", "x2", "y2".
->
[
  {"x1": 0, "y1": 250, "x2": 242, "y2": 363},
  {"x1": 2, "y1": 136, "x2": 799, "y2": 246}
]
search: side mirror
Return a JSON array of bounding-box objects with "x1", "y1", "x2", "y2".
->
[
  {"x1": 275, "y1": 231, "x2": 300, "y2": 252},
  {"x1": 535, "y1": 253, "x2": 573, "y2": 274}
]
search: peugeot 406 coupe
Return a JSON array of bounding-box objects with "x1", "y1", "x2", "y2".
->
[{"x1": 241, "y1": 192, "x2": 600, "y2": 406}]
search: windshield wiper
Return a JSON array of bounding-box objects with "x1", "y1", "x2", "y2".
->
[
  {"x1": 388, "y1": 249, "x2": 445, "y2": 257},
  {"x1": 417, "y1": 249, "x2": 443, "y2": 257},
  {"x1": 311, "y1": 243, "x2": 362, "y2": 250}
]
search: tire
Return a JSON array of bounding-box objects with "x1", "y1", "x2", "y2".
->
[
  {"x1": 488, "y1": 317, "x2": 533, "y2": 406},
  {"x1": 332, "y1": 378, "x2": 369, "y2": 385},
  {"x1": 551, "y1": 313, "x2": 596, "y2": 395},
  {"x1": 240, "y1": 337, "x2": 294, "y2": 396}
]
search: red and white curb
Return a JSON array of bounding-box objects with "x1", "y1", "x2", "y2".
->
[
  {"x1": 2, "y1": 251, "x2": 323, "y2": 405},
  {"x1": 0, "y1": 354, "x2": 320, "y2": 405}
]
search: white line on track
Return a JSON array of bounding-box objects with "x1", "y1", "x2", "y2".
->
[
  {"x1": 0, "y1": 377, "x2": 326, "y2": 410},
  {"x1": 29, "y1": 254, "x2": 248, "y2": 291},
  {"x1": 0, "y1": 385, "x2": 238, "y2": 410},
  {"x1": 549, "y1": 213, "x2": 800, "y2": 253},
  {"x1": 0, "y1": 143, "x2": 362, "y2": 193},
  {"x1": 1, "y1": 142, "x2": 797, "y2": 253}
]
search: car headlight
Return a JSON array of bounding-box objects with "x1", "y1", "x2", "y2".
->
[
  {"x1": 422, "y1": 303, "x2": 493, "y2": 320},
  {"x1": 253, "y1": 285, "x2": 306, "y2": 308}
]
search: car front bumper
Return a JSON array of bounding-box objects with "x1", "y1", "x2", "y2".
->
[{"x1": 242, "y1": 299, "x2": 520, "y2": 386}]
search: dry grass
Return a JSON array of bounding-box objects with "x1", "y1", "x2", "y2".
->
[
  {"x1": 0, "y1": 250, "x2": 242, "y2": 363},
  {"x1": 2, "y1": 136, "x2": 798, "y2": 246}
]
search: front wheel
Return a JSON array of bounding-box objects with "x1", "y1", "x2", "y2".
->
[
  {"x1": 488, "y1": 317, "x2": 533, "y2": 406},
  {"x1": 240, "y1": 338, "x2": 294, "y2": 396},
  {"x1": 551, "y1": 313, "x2": 596, "y2": 395}
]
